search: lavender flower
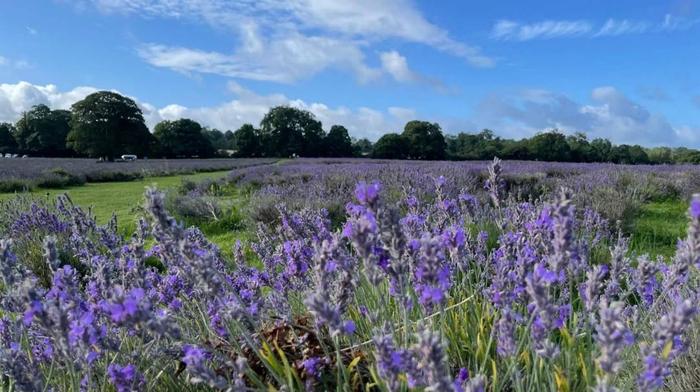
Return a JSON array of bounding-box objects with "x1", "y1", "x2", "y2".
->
[
  {"x1": 373, "y1": 330, "x2": 415, "y2": 391},
  {"x1": 486, "y1": 157, "x2": 504, "y2": 208},
  {"x1": 525, "y1": 273, "x2": 560, "y2": 358},
  {"x1": 639, "y1": 298, "x2": 697, "y2": 390},
  {"x1": 495, "y1": 307, "x2": 518, "y2": 357},
  {"x1": 413, "y1": 327, "x2": 453, "y2": 392},
  {"x1": 580, "y1": 264, "x2": 609, "y2": 314},
  {"x1": 595, "y1": 300, "x2": 633, "y2": 374},
  {"x1": 107, "y1": 364, "x2": 145, "y2": 392}
]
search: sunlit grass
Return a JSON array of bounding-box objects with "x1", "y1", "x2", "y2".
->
[
  {"x1": 629, "y1": 200, "x2": 687, "y2": 258},
  {"x1": 0, "y1": 170, "x2": 232, "y2": 234}
]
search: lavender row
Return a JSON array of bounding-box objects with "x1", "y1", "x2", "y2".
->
[{"x1": 0, "y1": 157, "x2": 277, "y2": 181}]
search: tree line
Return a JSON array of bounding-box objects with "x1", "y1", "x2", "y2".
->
[{"x1": 0, "y1": 90, "x2": 698, "y2": 164}]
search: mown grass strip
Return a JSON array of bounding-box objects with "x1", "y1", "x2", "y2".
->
[{"x1": 629, "y1": 199, "x2": 687, "y2": 258}]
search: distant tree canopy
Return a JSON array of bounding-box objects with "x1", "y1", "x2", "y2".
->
[
  {"x1": 14, "y1": 105, "x2": 73, "y2": 156},
  {"x1": 4, "y1": 100, "x2": 700, "y2": 164},
  {"x1": 527, "y1": 130, "x2": 571, "y2": 162},
  {"x1": 232, "y1": 123, "x2": 263, "y2": 157},
  {"x1": 202, "y1": 127, "x2": 231, "y2": 151},
  {"x1": 0, "y1": 123, "x2": 17, "y2": 154},
  {"x1": 260, "y1": 106, "x2": 325, "y2": 157},
  {"x1": 67, "y1": 91, "x2": 155, "y2": 160},
  {"x1": 402, "y1": 120, "x2": 446, "y2": 160},
  {"x1": 443, "y1": 129, "x2": 666, "y2": 164},
  {"x1": 154, "y1": 119, "x2": 215, "y2": 158},
  {"x1": 325, "y1": 125, "x2": 354, "y2": 157},
  {"x1": 446, "y1": 130, "x2": 502, "y2": 160},
  {"x1": 372, "y1": 133, "x2": 409, "y2": 159}
]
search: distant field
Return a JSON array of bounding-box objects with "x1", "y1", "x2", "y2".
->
[{"x1": 0, "y1": 157, "x2": 276, "y2": 180}]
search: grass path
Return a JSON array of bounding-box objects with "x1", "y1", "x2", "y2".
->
[
  {"x1": 0, "y1": 170, "x2": 233, "y2": 234},
  {"x1": 629, "y1": 199, "x2": 687, "y2": 258}
]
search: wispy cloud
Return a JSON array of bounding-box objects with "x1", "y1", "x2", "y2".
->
[
  {"x1": 492, "y1": 19, "x2": 591, "y2": 41},
  {"x1": 82, "y1": 0, "x2": 493, "y2": 85},
  {"x1": 594, "y1": 19, "x2": 649, "y2": 36},
  {"x1": 492, "y1": 14, "x2": 698, "y2": 41},
  {"x1": 138, "y1": 32, "x2": 381, "y2": 84}
]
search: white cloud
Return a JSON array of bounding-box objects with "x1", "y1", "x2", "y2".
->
[
  {"x1": 82, "y1": 0, "x2": 493, "y2": 83},
  {"x1": 492, "y1": 15, "x2": 698, "y2": 41},
  {"x1": 472, "y1": 86, "x2": 696, "y2": 146},
  {"x1": 0, "y1": 82, "x2": 98, "y2": 119},
  {"x1": 26, "y1": 26, "x2": 38, "y2": 35},
  {"x1": 0, "y1": 81, "x2": 411, "y2": 140},
  {"x1": 378, "y1": 50, "x2": 450, "y2": 92},
  {"x1": 380, "y1": 50, "x2": 418, "y2": 83}
]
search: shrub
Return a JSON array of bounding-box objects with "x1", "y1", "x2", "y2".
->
[
  {"x1": 0, "y1": 178, "x2": 34, "y2": 193},
  {"x1": 36, "y1": 168, "x2": 86, "y2": 189},
  {"x1": 84, "y1": 171, "x2": 144, "y2": 183}
]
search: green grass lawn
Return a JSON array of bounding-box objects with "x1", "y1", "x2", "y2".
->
[
  {"x1": 0, "y1": 169, "x2": 260, "y2": 256},
  {"x1": 629, "y1": 199, "x2": 688, "y2": 258},
  {"x1": 0, "y1": 170, "x2": 233, "y2": 234}
]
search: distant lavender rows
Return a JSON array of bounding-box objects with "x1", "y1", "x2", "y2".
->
[
  {"x1": 227, "y1": 158, "x2": 700, "y2": 225},
  {"x1": 0, "y1": 157, "x2": 277, "y2": 180},
  {"x1": 229, "y1": 158, "x2": 700, "y2": 192}
]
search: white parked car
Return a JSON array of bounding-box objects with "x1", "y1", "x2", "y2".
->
[{"x1": 121, "y1": 154, "x2": 137, "y2": 161}]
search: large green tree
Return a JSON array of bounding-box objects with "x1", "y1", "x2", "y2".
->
[
  {"x1": 67, "y1": 91, "x2": 155, "y2": 160},
  {"x1": 402, "y1": 120, "x2": 446, "y2": 160},
  {"x1": 372, "y1": 133, "x2": 409, "y2": 159},
  {"x1": 14, "y1": 105, "x2": 72, "y2": 156},
  {"x1": 324, "y1": 125, "x2": 353, "y2": 157},
  {"x1": 610, "y1": 144, "x2": 649, "y2": 164},
  {"x1": 153, "y1": 119, "x2": 215, "y2": 158},
  {"x1": 260, "y1": 106, "x2": 325, "y2": 157},
  {"x1": 232, "y1": 123, "x2": 263, "y2": 157},
  {"x1": 0, "y1": 123, "x2": 18, "y2": 154},
  {"x1": 566, "y1": 132, "x2": 593, "y2": 162},
  {"x1": 590, "y1": 138, "x2": 613, "y2": 162},
  {"x1": 527, "y1": 130, "x2": 571, "y2": 162},
  {"x1": 445, "y1": 129, "x2": 503, "y2": 160}
]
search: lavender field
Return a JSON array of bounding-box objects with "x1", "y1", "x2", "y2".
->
[
  {"x1": 0, "y1": 158, "x2": 699, "y2": 391},
  {"x1": 0, "y1": 158, "x2": 278, "y2": 192}
]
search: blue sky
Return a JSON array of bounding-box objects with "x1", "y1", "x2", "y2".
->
[{"x1": 1, "y1": 0, "x2": 699, "y2": 146}]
